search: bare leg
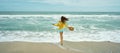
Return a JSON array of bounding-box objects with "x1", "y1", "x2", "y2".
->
[{"x1": 60, "y1": 32, "x2": 63, "y2": 45}]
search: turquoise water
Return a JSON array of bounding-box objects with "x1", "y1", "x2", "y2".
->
[
  {"x1": 0, "y1": 11, "x2": 120, "y2": 15},
  {"x1": 0, "y1": 12, "x2": 120, "y2": 43}
]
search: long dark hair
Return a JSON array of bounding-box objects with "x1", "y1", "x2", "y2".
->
[{"x1": 61, "y1": 16, "x2": 68, "y2": 23}]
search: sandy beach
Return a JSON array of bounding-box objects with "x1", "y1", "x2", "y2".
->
[{"x1": 0, "y1": 41, "x2": 120, "y2": 53}]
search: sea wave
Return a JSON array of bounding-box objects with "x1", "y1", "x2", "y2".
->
[
  {"x1": 0, "y1": 30, "x2": 120, "y2": 43},
  {"x1": 0, "y1": 15, "x2": 120, "y2": 43}
]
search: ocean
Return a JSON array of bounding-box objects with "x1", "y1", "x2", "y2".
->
[{"x1": 0, "y1": 11, "x2": 120, "y2": 43}]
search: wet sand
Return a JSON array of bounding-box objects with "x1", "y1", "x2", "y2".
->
[{"x1": 0, "y1": 41, "x2": 120, "y2": 53}]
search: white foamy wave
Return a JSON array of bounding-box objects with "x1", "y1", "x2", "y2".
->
[
  {"x1": 0, "y1": 30, "x2": 120, "y2": 43},
  {"x1": 64, "y1": 30, "x2": 120, "y2": 43},
  {"x1": 0, "y1": 15, "x2": 119, "y2": 22},
  {"x1": 0, "y1": 31, "x2": 59, "y2": 43},
  {"x1": 0, "y1": 15, "x2": 120, "y2": 19},
  {"x1": 89, "y1": 25, "x2": 99, "y2": 29}
]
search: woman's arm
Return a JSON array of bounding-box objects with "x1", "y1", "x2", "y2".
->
[{"x1": 52, "y1": 21, "x2": 60, "y2": 26}]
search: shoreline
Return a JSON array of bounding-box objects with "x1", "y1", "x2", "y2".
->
[{"x1": 0, "y1": 41, "x2": 120, "y2": 53}]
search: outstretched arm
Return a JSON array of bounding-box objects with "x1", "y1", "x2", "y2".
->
[
  {"x1": 52, "y1": 21, "x2": 61, "y2": 27},
  {"x1": 52, "y1": 21, "x2": 60, "y2": 26},
  {"x1": 53, "y1": 24, "x2": 58, "y2": 26}
]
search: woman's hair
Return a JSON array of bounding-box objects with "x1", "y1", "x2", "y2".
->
[{"x1": 61, "y1": 16, "x2": 68, "y2": 23}]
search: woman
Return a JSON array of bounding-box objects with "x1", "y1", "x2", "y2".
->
[{"x1": 53, "y1": 16, "x2": 68, "y2": 45}]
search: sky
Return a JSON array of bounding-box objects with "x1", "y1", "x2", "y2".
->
[{"x1": 0, "y1": 0, "x2": 120, "y2": 12}]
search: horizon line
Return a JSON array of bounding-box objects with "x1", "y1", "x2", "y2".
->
[{"x1": 0, "y1": 11, "x2": 120, "y2": 12}]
